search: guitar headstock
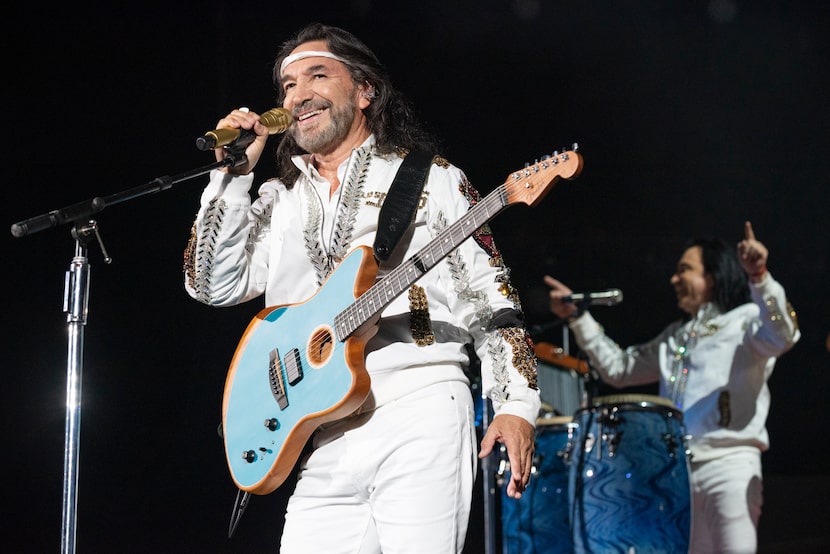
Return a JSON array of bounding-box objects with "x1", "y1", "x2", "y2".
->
[{"x1": 502, "y1": 144, "x2": 583, "y2": 207}]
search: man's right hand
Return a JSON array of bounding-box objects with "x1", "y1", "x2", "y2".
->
[{"x1": 214, "y1": 108, "x2": 272, "y2": 175}]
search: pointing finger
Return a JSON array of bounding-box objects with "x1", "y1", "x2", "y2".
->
[
  {"x1": 744, "y1": 220, "x2": 756, "y2": 241},
  {"x1": 543, "y1": 275, "x2": 560, "y2": 287}
]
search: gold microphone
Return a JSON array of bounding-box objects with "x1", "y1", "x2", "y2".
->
[{"x1": 195, "y1": 108, "x2": 293, "y2": 151}]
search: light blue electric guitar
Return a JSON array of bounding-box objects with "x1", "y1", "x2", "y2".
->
[{"x1": 222, "y1": 147, "x2": 583, "y2": 494}]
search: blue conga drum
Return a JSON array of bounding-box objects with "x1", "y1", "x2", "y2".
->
[
  {"x1": 501, "y1": 415, "x2": 578, "y2": 554},
  {"x1": 569, "y1": 394, "x2": 691, "y2": 554}
]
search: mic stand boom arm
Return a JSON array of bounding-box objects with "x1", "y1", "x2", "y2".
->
[
  {"x1": 11, "y1": 152, "x2": 248, "y2": 238},
  {"x1": 9, "y1": 150, "x2": 247, "y2": 554}
]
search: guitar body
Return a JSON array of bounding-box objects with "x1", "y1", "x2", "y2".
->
[{"x1": 222, "y1": 246, "x2": 376, "y2": 494}]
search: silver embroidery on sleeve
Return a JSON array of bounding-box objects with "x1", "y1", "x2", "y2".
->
[
  {"x1": 188, "y1": 192, "x2": 273, "y2": 304},
  {"x1": 432, "y1": 212, "x2": 509, "y2": 403},
  {"x1": 191, "y1": 197, "x2": 226, "y2": 304},
  {"x1": 246, "y1": 201, "x2": 272, "y2": 253}
]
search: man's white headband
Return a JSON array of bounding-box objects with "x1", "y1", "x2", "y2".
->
[{"x1": 279, "y1": 51, "x2": 349, "y2": 76}]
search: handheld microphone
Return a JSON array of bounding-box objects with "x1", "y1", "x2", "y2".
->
[
  {"x1": 195, "y1": 108, "x2": 293, "y2": 151},
  {"x1": 564, "y1": 288, "x2": 624, "y2": 306}
]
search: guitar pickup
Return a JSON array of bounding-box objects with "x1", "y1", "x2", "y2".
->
[
  {"x1": 283, "y1": 348, "x2": 303, "y2": 386},
  {"x1": 269, "y1": 349, "x2": 289, "y2": 410}
]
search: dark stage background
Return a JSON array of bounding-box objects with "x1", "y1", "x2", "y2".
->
[{"x1": 5, "y1": 2, "x2": 829, "y2": 552}]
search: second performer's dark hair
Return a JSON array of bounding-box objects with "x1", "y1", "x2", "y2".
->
[
  {"x1": 687, "y1": 236, "x2": 751, "y2": 313},
  {"x1": 271, "y1": 23, "x2": 441, "y2": 185}
]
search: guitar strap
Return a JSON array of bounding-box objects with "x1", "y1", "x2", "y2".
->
[{"x1": 373, "y1": 150, "x2": 433, "y2": 262}]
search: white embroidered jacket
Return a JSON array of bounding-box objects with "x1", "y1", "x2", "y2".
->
[{"x1": 184, "y1": 139, "x2": 541, "y2": 424}]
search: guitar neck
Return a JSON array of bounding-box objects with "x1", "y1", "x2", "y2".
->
[
  {"x1": 333, "y1": 147, "x2": 582, "y2": 340},
  {"x1": 334, "y1": 185, "x2": 509, "y2": 339}
]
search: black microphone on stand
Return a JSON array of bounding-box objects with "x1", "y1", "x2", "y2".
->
[
  {"x1": 196, "y1": 108, "x2": 293, "y2": 151},
  {"x1": 564, "y1": 288, "x2": 624, "y2": 306}
]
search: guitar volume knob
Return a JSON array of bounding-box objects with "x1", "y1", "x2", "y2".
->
[
  {"x1": 242, "y1": 450, "x2": 257, "y2": 463},
  {"x1": 264, "y1": 418, "x2": 280, "y2": 431}
]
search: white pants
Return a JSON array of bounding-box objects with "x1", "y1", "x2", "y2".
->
[
  {"x1": 279, "y1": 380, "x2": 477, "y2": 553},
  {"x1": 689, "y1": 450, "x2": 763, "y2": 554}
]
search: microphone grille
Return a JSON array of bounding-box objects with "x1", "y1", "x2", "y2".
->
[{"x1": 260, "y1": 108, "x2": 293, "y2": 134}]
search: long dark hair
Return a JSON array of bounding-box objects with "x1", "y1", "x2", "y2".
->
[
  {"x1": 271, "y1": 23, "x2": 442, "y2": 185},
  {"x1": 687, "y1": 236, "x2": 750, "y2": 313}
]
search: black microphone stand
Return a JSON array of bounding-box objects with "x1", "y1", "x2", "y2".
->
[
  {"x1": 10, "y1": 151, "x2": 248, "y2": 554},
  {"x1": 558, "y1": 313, "x2": 600, "y2": 407},
  {"x1": 480, "y1": 397, "x2": 499, "y2": 554}
]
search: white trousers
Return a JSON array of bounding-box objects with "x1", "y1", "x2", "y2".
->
[
  {"x1": 279, "y1": 380, "x2": 478, "y2": 554},
  {"x1": 689, "y1": 450, "x2": 763, "y2": 554}
]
